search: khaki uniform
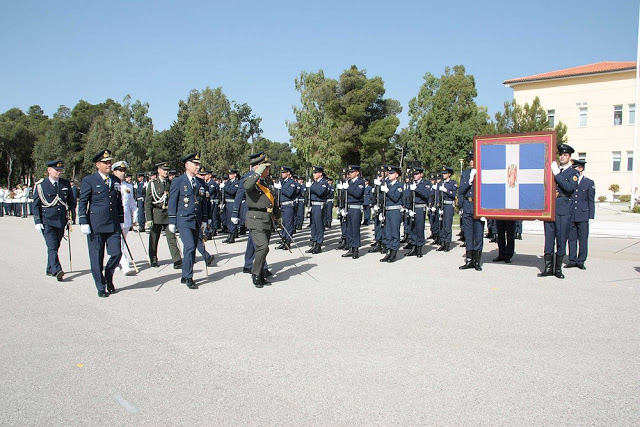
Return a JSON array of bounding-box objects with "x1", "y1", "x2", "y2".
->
[
  {"x1": 244, "y1": 172, "x2": 279, "y2": 275},
  {"x1": 145, "y1": 178, "x2": 181, "y2": 264}
]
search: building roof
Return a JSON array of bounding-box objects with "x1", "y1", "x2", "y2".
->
[{"x1": 504, "y1": 61, "x2": 636, "y2": 85}]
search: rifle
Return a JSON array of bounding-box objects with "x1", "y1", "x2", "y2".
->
[{"x1": 304, "y1": 167, "x2": 311, "y2": 218}]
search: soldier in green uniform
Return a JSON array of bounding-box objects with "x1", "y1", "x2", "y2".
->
[
  {"x1": 145, "y1": 161, "x2": 182, "y2": 269},
  {"x1": 243, "y1": 154, "x2": 277, "y2": 288}
]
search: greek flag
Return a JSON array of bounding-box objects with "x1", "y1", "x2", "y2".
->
[{"x1": 480, "y1": 143, "x2": 546, "y2": 210}]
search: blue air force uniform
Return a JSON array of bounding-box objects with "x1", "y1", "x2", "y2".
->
[
  {"x1": 567, "y1": 160, "x2": 595, "y2": 268},
  {"x1": 540, "y1": 144, "x2": 580, "y2": 279},
  {"x1": 382, "y1": 170, "x2": 404, "y2": 253},
  {"x1": 308, "y1": 167, "x2": 329, "y2": 251},
  {"x1": 278, "y1": 170, "x2": 298, "y2": 245},
  {"x1": 437, "y1": 167, "x2": 458, "y2": 250},
  {"x1": 33, "y1": 160, "x2": 76, "y2": 278},
  {"x1": 206, "y1": 177, "x2": 220, "y2": 233},
  {"x1": 224, "y1": 172, "x2": 240, "y2": 235},
  {"x1": 408, "y1": 170, "x2": 431, "y2": 251},
  {"x1": 78, "y1": 150, "x2": 125, "y2": 295},
  {"x1": 345, "y1": 170, "x2": 365, "y2": 251},
  {"x1": 363, "y1": 183, "x2": 373, "y2": 225},
  {"x1": 168, "y1": 154, "x2": 210, "y2": 285}
]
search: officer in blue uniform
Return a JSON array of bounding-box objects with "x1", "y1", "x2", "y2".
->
[
  {"x1": 539, "y1": 144, "x2": 580, "y2": 279},
  {"x1": 363, "y1": 178, "x2": 373, "y2": 225},
  {"x1": 135, "y1": 172, "x2": 146, "y2": 231},
  {"x1": 401, "y1": 173, "x2": 412, "y2": 244},
  {"x1": 204, "y1": 169, "x2": 220, "y2": 239},
  {"x1": 33, "y1": 160, "x2": 76, "y2": 281},
  {"x1": 430, "y1": 173, "x2": 444, "y2": 245},
  {"x1": 427, "y1": 174, "x2": 436, "y2": 240},
  {"x1": 78, "y1": 150, "x2": 124, "y2": 297},
  {"x1": 168, "y1": 153, "x2": 211, "y2": 289},
  {"x1": 458, "y1": 153, "x2": 484, "y2": 270},
  {"x1": 436, "y1": 166, "x2": 458, "y2": 252},
  {"x1": 405, "y1": 167, "x2": 430, "y2": 258},
  {"x1": 223, "y1": 169, "x2": 240, "y2": 243},
  {"x1": 341, "y1": 165, "x2": 365, "y2": 259},
  {"x1": 379, "y1": 166, "x2": 403, "y2": 262},
  {"x1": 305, "y1": 166, "x2": 329, "y2": 254},
  {"x1": 325, "y1": 178, "x2": 335, "y2": 229},
  {"x1": 566, "y1": 159, "x2": 595, "y2": 270},
  {"x1": 368, "y1": 165, "x2": 387, "y2": 253},
  {"x1": 275, "y1": 166, "x2": 297, "y2": 249}
]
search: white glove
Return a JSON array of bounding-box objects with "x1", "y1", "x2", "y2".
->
[
  {"x1": 480, "y1": 216, "x2": 486, "y2": 222},
  {"x1": 431, "y1": 184, "x2": 437, "y2": 190},
  {"x1": 273, "y1": 182, "x2": 282, "y2": 189},
  {"x1": 380, "y1": 184, "x2": 389, "y2": 193},
  {"x1": 439, "y1": 186, "x2": 447, "y2": 193},
  {"x1": 200, "y1": 223, "x2": 206, "y2": 233},
  {"x1": 168, "y1": 224, "x2": 176, "y2": 233},
  {"x1": 374, "y1": 178, "x2": 381, "y2": 186},
  {"x1": 231, "y1": 217, "x2": 239, "y2": 225},
  {"x1": 410, "y1": 183, "x2": 417, "y2": 191},
  {"x1": 431, "y1": 207, "x2": 436, "y2": 212},
  {"x1": 336, "y1": 183, "x2": 342, "y2": 190},
  {"x1": 305, "y1": 181, "x2": 312, "y2": 188},
  {"x1": 373, "y1": 205, "x2": 380, "y2": 213},
  {"x1": 551, "y1": 161, "x2": 560, "y2": 175},
  {"x1": 469, "y1": 169, "x2": 477, "y2": 184},
  {"x1": 219, "y1": 182, "x2": 225, "y2": 189},
  {"x1": 120, "y1": 223, "x2": 126, "y2": 230},
  {"x1": 340, "y1": 209, "x2": 347, "y2": 217},
  {"x1": 378, "y1": 213, "x2": 384, "y2": 221},
  {"x1": 81, "y1": 224, "x2": 91, "y2": 235},
  {"x1": 589, "y1": 218, "x2": 595, "y2": 225},
  {"x1": 409, "y1": 210, "x2": 415, "y2": 218},
  {"x1": 35, "y1": 224, "x2": 44, "y2": 232},
  {"x1": 460, "y1": 209, "x2": 463, "y2": 215},
  {"x1": 438, "y1": 209, "x2": 443, "y2": 216},
  {"x1": 207, "y1": 219, "x2": 212, "y2": 226}
]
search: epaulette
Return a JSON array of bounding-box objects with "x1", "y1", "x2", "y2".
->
[{"x1": 35, "y1": 178, "x2": 44, "y2": 186}]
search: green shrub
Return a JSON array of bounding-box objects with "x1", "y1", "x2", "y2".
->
[
  {"x1": 597, "y1": 195, "x2": 607, "y2": 202},
  {"x1": 619, "y1": 195, "x2": 631, "y2": 203},
  {"x1": 632, "y1": 205, "x2": 640, "y2": 214}
]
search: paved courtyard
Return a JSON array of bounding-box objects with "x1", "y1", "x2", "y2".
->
[{"x1": 0, "y1": 211, "x2": 638, "y2": 425}]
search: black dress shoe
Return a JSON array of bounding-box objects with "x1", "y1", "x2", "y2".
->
[
  {"x1": 352, "y1": 249, "x2": 360, "y2": 259},
  {"x1": 577, "y1": 264, "x2": 586, "y2": 270},
  {"x1": 493, "y1": 256, "x2": 506, "y2": 262},
  {"x1": 565, "y1": 262, "x2": 577, "y2": 268},
  {"x1": 252, "y1": 274, "x2": 264, "y2": 288},
  {"x1": 504, "y1": 258, "x2": 512, "y2": 264},
  {"x1": 185, "y1": 278, "x2": 198, "y2": 289},
  {"x1": 98, "y1": 290, "x2": 109, "y2": 298},
  {"x1": 173, "y1": 260, "x2": 182, "y2": 269},
  {"x1": 55, "y1": 270, "x2": 64, "y2": 282},
  {"x1": 106, "y1": 283, "x2": 118, "y2": 294},
  {"x1": 263, "y1": 270, "x2": 273, "y2": 277},
  {"x1": 150, "y1": 260, "x2": 159, "y2": 267},
  {"x1": 180, "y1": 277, "x2": 187, "y2": 283},
  {"x1": 243, "y1": 267, "x2": 252, "y2": 274},
  {"x1": 206, "y1": 255, "x2": 215, "y2": 266}
]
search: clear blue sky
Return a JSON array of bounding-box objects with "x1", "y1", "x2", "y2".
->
[{"x1": 1, "y1": 0, "x2": 637, "y2": 143}]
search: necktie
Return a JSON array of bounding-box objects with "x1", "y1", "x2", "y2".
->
[
  {"x1": 54, "y1": 182, "x2": 59, "y2": 193},
  {"x1": 104, "y1": 177, "x2": 109, "y2": 188}
]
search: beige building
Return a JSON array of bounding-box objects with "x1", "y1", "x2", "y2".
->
[{"x1": 504, "y1": 61, "x2": 638, "y2": 201}]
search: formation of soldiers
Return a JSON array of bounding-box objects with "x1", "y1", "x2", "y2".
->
[{"x1": 29, "y1": 143, "x2": 596, "y2": 297}]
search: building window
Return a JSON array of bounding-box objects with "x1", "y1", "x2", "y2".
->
[
  {"x1": 627, "y1": 151, "x2": 634, "y2": 171},
  {"x1": 579, "y1": 107, "x2": 588, "y2": 127},
  {"x1": 613, "y1": 105, "x2": 623, "y2": 125},
  {"x1": 578, "y1": 152, "x2": 586, "y2": 161},
  {"x1": 612, "y1": 151, "x2": 621, "y2": 172},
  {"x1": 630, "y1": 104, "x2": 636, "y2": 125},
  {"x1": 547, "y1": 109, "x2": 555, "y2": 128}
]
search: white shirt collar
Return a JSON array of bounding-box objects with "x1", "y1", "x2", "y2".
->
[{"x1": 49, "y1": 177, "x2": 59, "y2": 185}]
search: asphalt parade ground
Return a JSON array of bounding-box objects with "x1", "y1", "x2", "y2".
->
[{"x1": 1, "y1": 213, "x2": 638, "y2": 425}]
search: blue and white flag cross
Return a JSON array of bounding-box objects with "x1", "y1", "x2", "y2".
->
[{"x1": 480, "y1": 143, "x2": 546, "y2": 210}]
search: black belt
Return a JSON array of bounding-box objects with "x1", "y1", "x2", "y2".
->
[{"x1": 248, "y1": 207, "x2": 273, "y2": 213}]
